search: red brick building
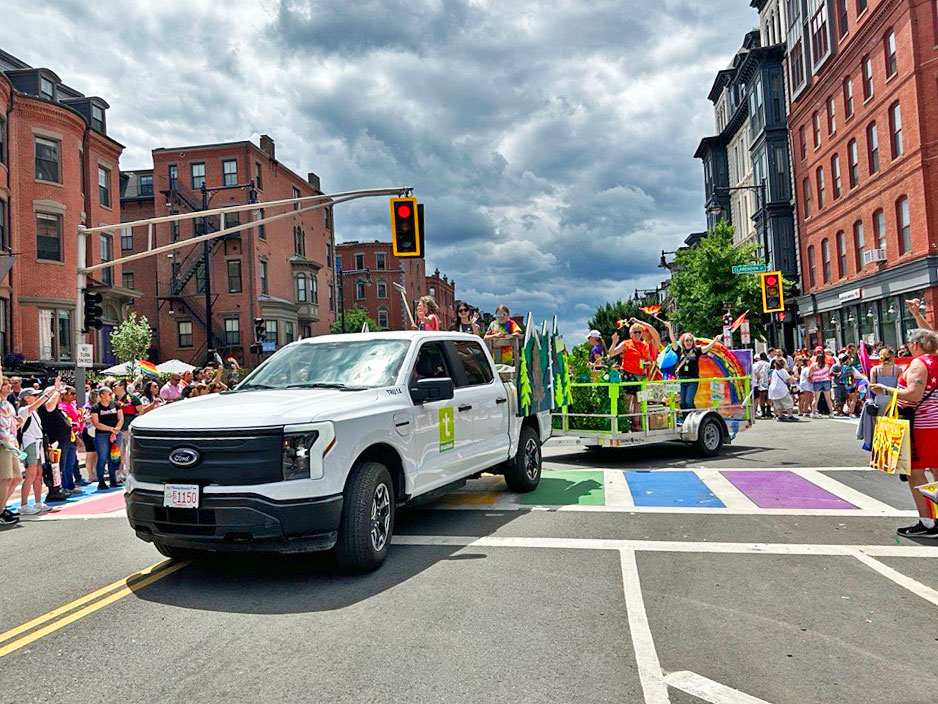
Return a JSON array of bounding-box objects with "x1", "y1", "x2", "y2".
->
[
  {"x1": 0, "y1": 48, "x2": 135, "y2": 365},
  {"x1": 120, "y1": 136, "x2": 337, "y2": 364},
  {"x1": 335, "y1": 241, "x2": 455, "y2": 330},
  {"x1": 788, "y1": 0, "x2": 938, "y2": 349}
]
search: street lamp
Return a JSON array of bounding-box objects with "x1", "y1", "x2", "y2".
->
[{"x1": 658, "y1": 250, "x2": 678, "y2": 270}]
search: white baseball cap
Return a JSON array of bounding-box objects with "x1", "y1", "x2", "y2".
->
[{"x1": 587, "y1": 330, "x2": 602, "y2": 339}]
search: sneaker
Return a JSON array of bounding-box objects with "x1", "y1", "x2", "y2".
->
[
  {"x1": 896, "y1": 521, "x2": 938, "y2": 539},
  {"x1": 787, "y1": 416, "x2": 799, "y2": 422},
  {"x1": 19, "y1": 505, "x2": 40, "y2": 516},
  {"x1": 0, "y1": 509, "x2": 19, "y2": 524},
  {"x1": 37, "y1": 503, "x2": 52, "y2": 513},
  {"x1": 45, "y1": 491, "x2": 69, "y2": 503},
  {"x1": 97, "y1": 482, "x2": 109, "y2": 491},
  {"x1": 76, "y1": 479, "x2": 92, "y2": 486},
  {"x1": 109, "y1": 482, "x2": 123, "y2": 489}
]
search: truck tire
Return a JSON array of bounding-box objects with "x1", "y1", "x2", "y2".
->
[
  {"x1": 695, "y1": 416, "x2": 724, "y2": 457},
  {"x1": 336, "y1": 461, "x2": 395, "y2": 573},
  {"x1": 153, "y1": 542, "x2": 201, "y2": 561},
  {"x1": 504, "y1": 425, "x2": 542, "y2": 493}
]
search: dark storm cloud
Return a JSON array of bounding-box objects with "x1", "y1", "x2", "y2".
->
[{"x1": 1, "y1": 0, "x2": 757, "y2": 336}]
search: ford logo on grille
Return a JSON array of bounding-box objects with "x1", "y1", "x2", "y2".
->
[{"x1": 169, "y1": 448, "x2": 200, "y2": 467}]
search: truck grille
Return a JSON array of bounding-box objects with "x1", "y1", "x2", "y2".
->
[{"x1": 130, "y1": 427, "x2": 283, "y2": 486}]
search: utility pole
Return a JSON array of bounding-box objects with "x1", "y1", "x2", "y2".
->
[{"x1": 201, "y1": 183, "x2": 214, "y2": 361}]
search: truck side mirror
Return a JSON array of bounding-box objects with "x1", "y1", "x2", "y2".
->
[{"x1": 410, "y1": 377, "x2": 455, "y2": 404}]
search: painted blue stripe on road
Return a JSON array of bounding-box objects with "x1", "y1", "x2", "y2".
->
[{"x1": 624, "y1": 470, "x2": 725, "y2": 508}]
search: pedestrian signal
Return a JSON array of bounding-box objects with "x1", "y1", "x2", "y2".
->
[
  {"x1": 82, "y1": 289, "x2": 103, "y2": 332},
  {"x1": 760, "y1": 271, "x2": 784, "y2": 314},
  {"x1": 390, "y1": 197, "x2": 421, "y2": 258},
  {"x1": 253, "y1": 317, "x2": 266, "y2": 343}
]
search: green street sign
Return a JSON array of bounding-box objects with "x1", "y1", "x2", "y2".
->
[{"x1": 732, "y1": 264, "x2": 768, "y2": 274}]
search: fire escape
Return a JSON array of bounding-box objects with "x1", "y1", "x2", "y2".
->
[{"x1": 158, "y1": 180, "x2": 237, "y2": 363}]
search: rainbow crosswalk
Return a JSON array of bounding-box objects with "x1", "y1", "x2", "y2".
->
[{"x1": 435, "y1": 467, "x2": 918, "y2": 517}]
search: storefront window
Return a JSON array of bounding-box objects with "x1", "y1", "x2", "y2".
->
[
  {"x1": 881, "y1": 297, "x2": 900, "y2": 348},
  {"x1": 822, "y1": 311, "x2": 838, "y2": 349},
  {"x1": 900, "y1": 289, "x2": 925, "y2": 341},
  {"x1": 860, "y1": 302, "x2": 876, "y2": 344}
]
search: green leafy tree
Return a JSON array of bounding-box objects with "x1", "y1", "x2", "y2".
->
[
  {"x1": 109, "y1": 313, "x2": 153, "y2": 365},
  {"x1": 330, "y1": 306, "x2": 379, "y2": 334},
  {"x1": 588, "y1": 299, "x2": 666, "y2": 338},
  {"x1": 669, "y1": 221, "x2": 767, "y2": 341}
]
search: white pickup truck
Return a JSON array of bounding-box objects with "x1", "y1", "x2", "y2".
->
[{"x1": 126, "y1": 331, "x2": 550, "y2": 572}]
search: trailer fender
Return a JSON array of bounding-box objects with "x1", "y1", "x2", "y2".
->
[{"x1": 680, "y1": 410, "x2": 729, "y2": 444}]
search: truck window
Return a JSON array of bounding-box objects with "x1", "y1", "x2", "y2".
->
[
  {"x1": 454, "y1": 341, "x2": 494, "y2": 386},
  {"x1": 413, "y1": 342, "x2": 451, "y2": 381}
]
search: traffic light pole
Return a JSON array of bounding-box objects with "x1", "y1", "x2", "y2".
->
[{"x1": 74, "y1": 227, "x2": 88, "y2": 404}]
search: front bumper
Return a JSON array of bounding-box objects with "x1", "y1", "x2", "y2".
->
[{"x1": 126, "y1": 488, "x2": 343, "y2": 553}]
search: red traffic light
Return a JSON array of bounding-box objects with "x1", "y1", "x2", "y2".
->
[
  {"x1": 778, "y1": 311, "x2": 787, "y2": 322},
  {"x1": 397, "y1": 204, "x2": 412, "y2": 219},
  {"x1": 765, "y1": 275, "x2": 778, "y2": 286}
]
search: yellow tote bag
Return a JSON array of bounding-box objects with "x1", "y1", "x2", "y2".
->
[{"x1": 870, "y1": 390, "x2": 911, "y2": 474}]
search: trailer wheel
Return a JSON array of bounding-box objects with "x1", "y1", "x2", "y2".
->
[
  {"x1": 695, "y1": 416, "x2": 724, "y2": 457},
  {"x1": 336, "y1": 461, "x2": 395, "y2": 573},
  {"x1": 504, "y1": 425, "x2": 542, "y2": 492}
]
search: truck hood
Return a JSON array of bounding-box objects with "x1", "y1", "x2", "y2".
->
[{"x1": 131, "y1": 388, "x2": 381, "y2": 431}]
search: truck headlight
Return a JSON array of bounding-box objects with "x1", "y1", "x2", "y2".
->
[
  {"x1": 282, "y1": 431, "x2": 318, "y2": 481},
  {"x1": 281, "y1": 422, "x2": 335, "y2": 481}
]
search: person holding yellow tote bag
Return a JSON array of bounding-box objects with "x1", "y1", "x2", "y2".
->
[
  {"x1": 869, "y1": 390, "x2": 911, "y2": 474},
  {"x1": 868, "y1": 327, "x2": 938, "y2": 539}
]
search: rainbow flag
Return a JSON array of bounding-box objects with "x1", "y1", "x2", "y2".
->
[
  {"x1": 109, "y1": 442, "x2": 121, "y2": 463},
  {"x1": 139, "y1": 360, "x2": 159, "y2": 377},
  {"x1": 639, "y1": 305, "x2": 661, "y2": 316}
]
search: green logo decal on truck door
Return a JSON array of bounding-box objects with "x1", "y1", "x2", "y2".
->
[{"x1": 439, "y1": 407, "x2": 454, "y2": 452}]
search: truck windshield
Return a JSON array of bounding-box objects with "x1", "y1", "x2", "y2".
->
[{"x1": 237, "y1": 339, "x2": 410, "y2": 390}]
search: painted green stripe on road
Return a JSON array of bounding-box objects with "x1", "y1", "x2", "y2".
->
[{"x1": 520, "y1": 470, "x2": 606, "y2": 505}]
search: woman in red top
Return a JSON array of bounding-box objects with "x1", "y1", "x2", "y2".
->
[
  {"x1": 870, "y1": 326, "x2": 938, "y2": 538},
  {"x1": 609, "y1": 318, "x2": 661, "y2": 431}
]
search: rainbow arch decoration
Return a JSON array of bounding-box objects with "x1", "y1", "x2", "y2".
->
[{"x1": 691, "y1": 338, "x2": 752, "y2": 420}]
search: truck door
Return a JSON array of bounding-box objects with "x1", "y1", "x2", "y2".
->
[
  {"x1": 450, "y1": 340, "x2": 510, "y2": 471},
  {"x1": 410, "y1": 341, "x2": 473, "y2": 493}
]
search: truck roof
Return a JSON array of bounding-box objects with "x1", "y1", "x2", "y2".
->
[{"x1": 292, "y1": 330, "x2": 485, "y2": 345}]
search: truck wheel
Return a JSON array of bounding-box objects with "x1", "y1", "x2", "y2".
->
[
  {"x1": 504, "y1": 425, "x2": 541, "y2": 492},
  {"x1": 695, "y1": 417, "x2": 724, "y2": 457},
  {"x1": 153, "y1": 542, "x2": 201, "y2": 561},
  {"x1": 336, "y1": 461, "x2": 395, "y2": 573}
]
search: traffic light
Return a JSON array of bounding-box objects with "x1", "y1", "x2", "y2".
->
[
  {"x1": 760, "y1": 271, "x2": 784, "y2": 313},
  {"x1": 253, "y1": 317, "x2": 266, "y2": 342},
  {"x1": 390, "y1": 197, "x2": 421, "y2": 257},
  {"x1": 82, "y1": 289, "x2": 103, "y2": 332}
]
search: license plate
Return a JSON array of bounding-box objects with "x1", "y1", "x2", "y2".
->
[{"x1": 163, "y1": 484, "x2": 199, "y2": 509}]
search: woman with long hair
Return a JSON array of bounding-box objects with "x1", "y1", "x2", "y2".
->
[
  {"x1": 413, "y1": 296, "x2": 440, "y2": 331},
  {"x1": 808, "y1": 348, "x2": 834, "y2": 418}
]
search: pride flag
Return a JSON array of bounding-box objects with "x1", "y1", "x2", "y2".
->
[
  {"x1": 139, "y1": 360, "x2": 159, "y2": 377},
  {"x1": 109, "y1": 442, "x2": 121, "y2": 463},
  {"x1": 639, "y1": 305, "x2": 661, "y2": 316},
  {"x1": 730, "y1": 310, "x2": 748, "y2": 332}
]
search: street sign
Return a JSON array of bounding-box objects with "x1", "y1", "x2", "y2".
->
[
  {"x1": 740, "y1": 320, "x2": 751, "y2": 345},
  {"x1": 261, "y1": 341, "x2": 276, "y2": 353},
  {"x1": 722, "y1": 326, "x2": 733, "y2": 346},
  {"x1": 76, "y1": 344, "x2": 93, "y2": 368},
  {"x1": 732, "y1": 264, "x2": 768, "y2": 274}
]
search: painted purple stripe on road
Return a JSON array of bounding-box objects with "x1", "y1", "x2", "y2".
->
[{"x1": 721, "y1": 471, "x2": 857, "y2": 509}]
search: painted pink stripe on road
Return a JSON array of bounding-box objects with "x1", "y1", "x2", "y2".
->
[
  {"x1": 721, "y1": 470, "x2": 857, "y2": 510},
  {"x1": 54, "y1": 491, "x2": 126, "y2": 516}
]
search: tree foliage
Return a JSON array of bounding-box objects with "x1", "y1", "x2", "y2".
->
[
  {"x1": 669, "y1": 221, "x2": 766, "y2": 341},
  {"x1": 588, "y1": 299, "x2": 665, "y2": 337},
  {"x1": 109, "y1": 313, "x2": 153, "y2": 365},
  {"x1": 330, "y1": 306, "x2": 379, "y2": 334}
]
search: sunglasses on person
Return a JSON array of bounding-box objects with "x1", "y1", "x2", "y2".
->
[
  {"x1": 457, "y1": 308, "x2": 468, "y2": 314},
  {"x1": 630, "y1": 331, "x2": 642, "y2": 337}
]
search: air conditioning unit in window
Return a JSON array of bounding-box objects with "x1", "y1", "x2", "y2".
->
[{"x1": 863, "y1": 248, "x2": 887, "y2": 264}]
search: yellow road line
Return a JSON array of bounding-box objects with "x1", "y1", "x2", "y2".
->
[{"x1": 0, "y1": 559, "x2": 189, "y2": 659}]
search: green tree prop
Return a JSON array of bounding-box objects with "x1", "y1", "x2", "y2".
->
[
  {"x1": 109, "y1": 313, "x2": 153, "y2": 366},
  {"x1": 519, "y1": 343, "x2": 533, "y2": 415},
  {"x1": 669, "y1": 221, "x2": 767, "y2": 341},
  {"x1": 330, "y1": 306, "x2": 379, "y2": 334}
]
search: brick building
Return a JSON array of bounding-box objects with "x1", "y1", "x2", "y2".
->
[
  {"x1": 788, "y1": 0, "x2": 938, "y2": 349},
  {"x1": 120, "y1": 136, "x2": 337, "y2": 364},
  {"x1": 0, "y1": 48, "x2": 135, "y2": 365},
  {"x1": 335, "y1": 241, "x2": 455, "y2": 330}
]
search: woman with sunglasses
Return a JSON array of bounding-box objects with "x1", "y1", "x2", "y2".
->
[
  {"x1": 452, "y1": 302, "x2": 482, "y2": 336},
  {"x1": 608, "y1": 319, "x2": 661, "y2": 431}
]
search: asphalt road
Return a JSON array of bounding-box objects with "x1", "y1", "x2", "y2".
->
[{"x1": 2, "y1": 417, "x2": 937, "y2": 704}]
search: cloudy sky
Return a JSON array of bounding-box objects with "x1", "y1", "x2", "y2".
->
[{"x1": 3, "y1": 0, "x2": 756, "y2": 336}]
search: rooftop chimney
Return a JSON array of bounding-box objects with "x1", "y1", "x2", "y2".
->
[
  {"x1": 307, "y1": 172, "x2": 321, "y2": 192},
  {"x1": 259, "y1": 134, "x2": 275, "y2": 160}
]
